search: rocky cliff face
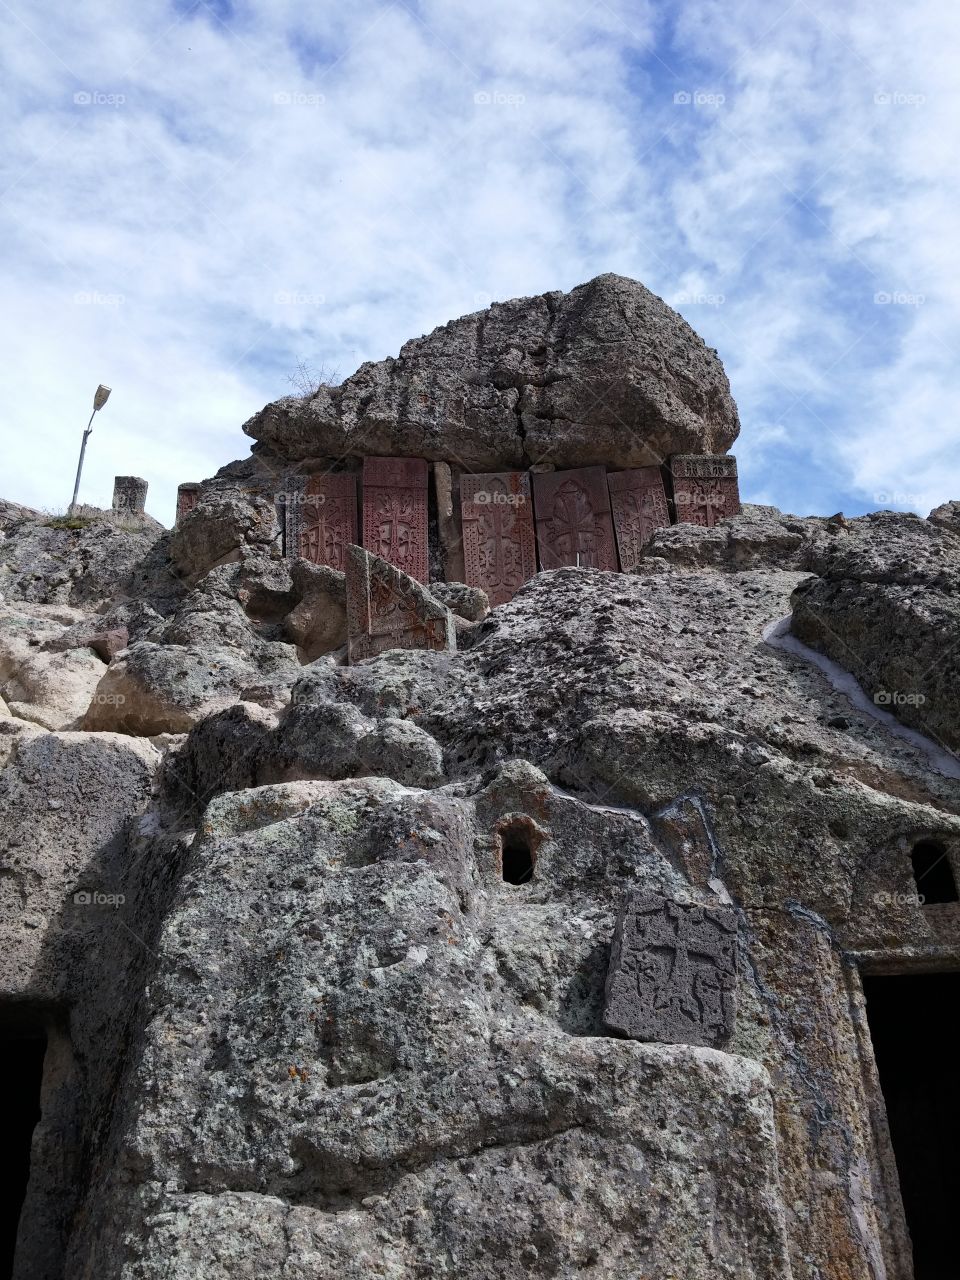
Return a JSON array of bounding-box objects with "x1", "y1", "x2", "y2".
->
[{"x1": 1, "y1": 279, "x2": 959, "y2": 1280}]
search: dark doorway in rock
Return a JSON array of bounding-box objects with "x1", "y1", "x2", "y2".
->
[
  {"x1": 910, "y1": 841, "x2": 958, "y2": 904},
  {"x1": 863, "y1": 974, "x2": 960, "y2": 1278},
  {"x1": 501, "y1": 828, "x2": 535, "y2": 884},
  {"x1": 0, "y1": 1024, "x2": 46, "y2": 1279}
]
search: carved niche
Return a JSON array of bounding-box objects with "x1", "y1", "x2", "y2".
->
[
  {"x1": 460, "y1": 471, "x2": 537, "y2": 605},
  {"x1": 284, "y1": 473, "x2": 358, "y2": 570},
  {"x1": 175, "y1": 483, "x2": 200, "y2": 526},
  {"x1": 607, "y1": 467, "x2": 671, "y2": 569},
  {"x1": 531, "y1": 466, "x2": 618, "y2": 571},
  {"x1": 345, "y1": 543, "x2": 455, "y2": 663},
  {"x1": 362, "y1": 457, "x2": 430, "y2": 583},
  {"x1": 669, "y1": 454, "x2": 741, "y2": 528},
  {"x1": 603, "y1": 894, "x2": 739, "y2": 1048}
]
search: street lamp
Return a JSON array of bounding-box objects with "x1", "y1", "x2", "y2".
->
[{"x1": 69, "y1": 384, "x2": 112, "y2": 512}]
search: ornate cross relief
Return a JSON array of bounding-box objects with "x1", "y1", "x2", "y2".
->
[
  {"x1": 603, "y1": 894, "x2": 739, "y2": 1047},
  {"x1": 669, "y1": 454, "x2": 741, "y2": 528},
  {"x1": 460, "y1": 471, "x2": 537, "y2": 605},
  {"x1": 362, "y1": 457, "x2": 429, "y2": 583},
  {"x1": 345, "y1": 543, "x2": 455, "y2": 663},
  {"x1": 532, "y1": 466, "x2": 618, "y2": 571},
  {"x1": 284, "y1": 472, "x2": 358, "y2": 570},
  {"x1": 607, "y1": 467, "x2": 671, "y2": 569}
]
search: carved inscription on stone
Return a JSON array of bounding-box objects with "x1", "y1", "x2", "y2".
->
[
  {"x1": 532, "y1": 466, "x2": 618, "y2": 571},
  {"x1": 175, "y1": 483, "x2": 200, "y2": 526},
  {"x1": 603, "y1": 894, "x2": 738, "y2": 1047},
  {"x1": 461, "y1": 471, "x2": 537, "y2": 605},
  {"x1": 345, "y1": 543, "x2": 455, "y2": 663},
  {"x1": 362, "y1": 457, "x2": 429, "y2": 583},
  {"x1": 669, "y1": 454, "x2": 741, "y2": 528},
  {"x1": 607, "y1": 467, "x2": 671, "y2": 569},
  {"x1": 285, "y1": 473, "x2": 358, "y2": 570}
]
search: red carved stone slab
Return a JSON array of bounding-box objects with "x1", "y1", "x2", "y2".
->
[
  {"x1": 531, "y1": 467, "x2": 618, "y2": 571},
  {"x1": 669, "y1": 455, "x2": 741, "y2": 527},
  {"x1": 175, "y1": 483, "x2": 200, "y2": 527},
  {"x1": 362, "y1": 457, "x2": 430, "y2": 583},
  {"x1": 285, "y1": 472, "x2": 358, "y2": 570},
  {"x1": 460, "y1": 471, "x2": 537, "y2": 605},
  {"x1": 346, "y1": 544, "x2": 455, "y2": 663},
  {"x1": 607, "y1": 467, "x2": 671, "y2": 570}
]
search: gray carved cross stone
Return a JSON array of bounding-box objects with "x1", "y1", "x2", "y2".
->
[{"x1": 603, "y1": 894, "x2": 739, "y2": 1047}]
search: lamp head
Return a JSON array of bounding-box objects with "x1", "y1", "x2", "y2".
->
[{"x1": 93, "y1": 384, "x2": 112, "y2": 412}]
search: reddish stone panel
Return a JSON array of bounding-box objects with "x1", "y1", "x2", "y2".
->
[
  {"x1": 345, "y1": 544, "x2": 455, "y2": 663},
  {"x1": 286, "y1": 473, "x2": 358, "y2": 571},
  {"x1": 669, "y1": 455, "x2": 741, "y2": 527},
  {"x1": 607, "y1": 467, "x2": 671, "y2": 569},
  {"x1": 175, "y1": 483, "x2": 200, "y2": 526},
  {"x1": 460, "y1": 472, "x2": 537, "y2": 605},
  {"x1": 362, "y1": 457, "x2": 430, "y2": 584},
  {"x1": 531, "y1": 466, "x2": 618, "y2": 571}
]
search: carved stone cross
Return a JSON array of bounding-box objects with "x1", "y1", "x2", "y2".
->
[
  {"x1": 603, "y1": 894, "x2": 739, "y2": 1047},
  {"x1": 532, "y1": 466, "x2": 618, "y2": 571},
  {"x1": 461, "y1": 471, "x2": 537, "y2": 605},
  {"x1": 362, "y1": 457, "x2": 430, "y2": 583}
]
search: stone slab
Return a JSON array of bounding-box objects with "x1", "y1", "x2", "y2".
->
[
  {"x1": 669, "y1": 454, "x2": 741, "y2": 527},
  {"x1": 345, "y1": 543, "x2": 455, "y2": 663},
  {"x1": 603, "y1": 894, "x2": 738, "y2": 1047},
  {"x1": 112, "y1": 476, "x2": 147, "y2": 515},
  {"x1": 532, "y1": 466, "x2": 618, "y2": 571},
  {"x1": 607, "y1": 467, "x2": 671, "y2": 569},
  {"x1": 461, "y1": 471, "x2": 537, "y2": 605},
  {"x1": 362, "y1": 456, "x2": 430, "y2": 583},
  {"x1": 284, "y1": 472, "x2": 358, "y2": 571},
  {"x1": 175, "y1": 484, "x2": 200, "y2": 527}
]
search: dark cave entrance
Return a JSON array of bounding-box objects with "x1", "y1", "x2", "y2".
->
[
  {"x1": 500, "y1": 823, "x2": 535, "y2": 885},
  {"x1": 910, "y1": 840, "x2": 958, "y2": 904},
  {"x1": 863, "y1": 974, "x2": 960, "y2": 1279},
  {"x1": 0, "y1": 1023, "x2": 47, "y2": 1280}
]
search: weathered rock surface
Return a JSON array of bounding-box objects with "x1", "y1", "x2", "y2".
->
[
  {"x1": 4, "y1": 290, "x2": 960, "y2": 1280},
  {"x1": 242, "y1": 274, "x2": 741, "y2": 470},
  {"x1": 790, "y1": 510, "x2": 960, "y2": 752}
]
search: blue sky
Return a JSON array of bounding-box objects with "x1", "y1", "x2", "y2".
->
[{"x1": 1, "y1": 0, "x2": 956, "y2": 525}]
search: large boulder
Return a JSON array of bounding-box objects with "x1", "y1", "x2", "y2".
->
[{"x1": 242, "y1": 274, "x2": 740, "y2": 470}]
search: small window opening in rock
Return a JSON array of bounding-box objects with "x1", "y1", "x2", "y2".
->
[
  {"x1": 910, "y1": 840, "x2": 958, "y2": 904},
  {"x1": 863, "y1": 974, "x2": 960, "y2": 1278},
  {"x1": 501, "y1": 827, "x2": 535, "y2": 885},
  {"x1": 0, "y1": 1025, "x2": 46, "y2": 1279}
]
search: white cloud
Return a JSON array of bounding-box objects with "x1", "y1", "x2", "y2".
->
[{"x1": 0, "y1": 0, "x2": 958, "y2": 524}]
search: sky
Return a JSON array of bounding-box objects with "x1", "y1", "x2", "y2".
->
[{"x1": 1, "y1": 0, "x2": 957, "y2": 526}]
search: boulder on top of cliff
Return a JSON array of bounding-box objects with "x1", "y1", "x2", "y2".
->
[{"x1": 242, "y1": 274, "x2": 740, "y2": 470}]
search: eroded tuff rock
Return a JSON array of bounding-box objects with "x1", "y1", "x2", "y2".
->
[
  {"x1": 242, "y1": 274, "x2": 740, "y2": 470},
  {"x1": 3, "y1": 293, "x2": 960, "y2": 1279}
]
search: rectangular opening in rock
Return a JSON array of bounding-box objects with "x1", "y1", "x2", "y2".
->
[
  {"x1": 863, "y1": 973, "x2": 960, "y2": 1278},
  {"x1": 0, "y1": 1022, "x2": 47, "y2": 1279}
]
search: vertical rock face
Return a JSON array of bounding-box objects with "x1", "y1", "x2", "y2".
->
[
  {"x1": 241, "y1": 274, "x2": 741, "y2": 470},
  {"x1": 2, "y1": 283, "x2": 960, "y2": 1280}
]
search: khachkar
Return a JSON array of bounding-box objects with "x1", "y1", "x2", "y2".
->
[
  {"x1": 362, "y1": 457, "x2": 429, "y2": 584},
  {"x1": 669, "y1": 454, "x2": 741, "y2": 528},
  {"x1": 532, "y1": 466, "x2": 618, "y2": 570},
  {"x1": 284, "y1": 472, "x2": 358, "y2": 570},
  {"x1": 112, "y1": 476, "x2": 148, "y2": 515},
  {"x1": 175, "y1": 483, "x2": 201, "y2": 526},
  {"x1": 345, "y1": 543, "x2": 456, "y2": 663},
  {"x1": 461, "y1": 471, "x2": 537, "y2": 606},
  {"x1": 603, "y1": 894, "x2": 739, "y2": 1048},
  {"x1": 607, "y1": 467, "x2": 671, "y2": 570}
]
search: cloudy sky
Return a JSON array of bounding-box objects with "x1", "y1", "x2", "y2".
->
[{"x1": 1, "y1": 0, "x2": 956, "y2": 525}]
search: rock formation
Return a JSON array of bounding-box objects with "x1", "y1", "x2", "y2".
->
[{"x1": 1, "y1": 277, "x2": 959, "y2": 1280}]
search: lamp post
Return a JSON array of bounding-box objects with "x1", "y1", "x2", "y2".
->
[{"x1": 69, "y1": 384, "x2": 112, "y2": 512}]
